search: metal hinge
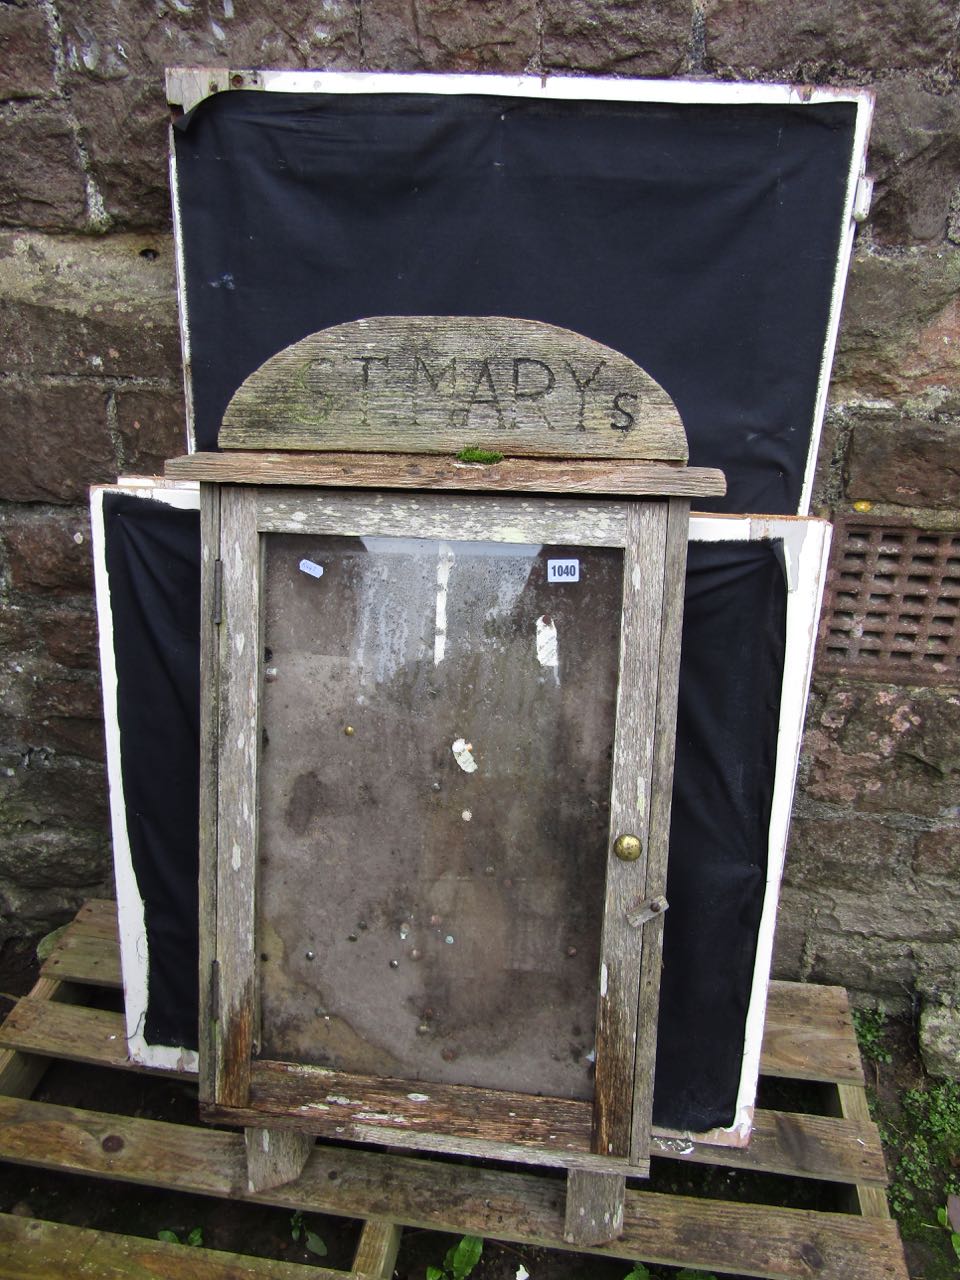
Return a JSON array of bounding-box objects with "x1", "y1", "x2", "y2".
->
[
  {"x1": 625, "y1": 894, "x2": 669, "y2": 929},
  {"x1": 210, "y1": 959, "x2": 220, "y2": 1022},
  {"x1": 212, "y1": 558, "x2": 223, "y2": 626}
]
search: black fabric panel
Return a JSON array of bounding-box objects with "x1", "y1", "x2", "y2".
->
[
  {"x1": 103, "y1": 494, "x2": 201, "y2": 1050},
  {"x1": 174, "y1": 91, "x2": 855, "y2": 514},
  {"x1": 654, "y1": 540, "x2": 787, "y2": 1131}
]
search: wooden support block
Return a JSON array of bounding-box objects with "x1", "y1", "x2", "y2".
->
[
  {"x1": 563, "y1": 1169, "x2": 626, "y2": 1246},
  {"x1": 352, "y1": 1219, "x2": 403, "y2": 1278},
  {"x1": 244, "y1": 1125, "x2": 314, "y2": 1193},
  {"x1": 835, "y1": 1083, "x2": 892, "y2": 1220}
]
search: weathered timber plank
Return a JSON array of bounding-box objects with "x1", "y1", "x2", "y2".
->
[
  {"x1": 244, "y1": 1125, "x2": 314, "y2": 1193},
  {"x1": 241, "y1": 1058, "x2": 601, "y2": 1172},
  {"x1": 761, "y1": 983, "x2": 863, "y2": 1084},
  {"x1": 563, "y1": 1169, "x2": 625, "y2": 1246},
  {"x1": 632, "y1": 496, "x2": 689, "y2": 1164},
  {"x1": 217, "y1": 317, "x2": 689, "y2": 461},
  {"x1": 0, "y1": 999, "x2": 170, "y2": 1076},
  {"x1": 593, "y1": 502, "x2": 667, "y2": 1163},
  {"x1": 165, "y1": 451, "x2": 726, "y2": 499},
  {"x1": 68, "y1": 898, "x2": 120, "y2": 933},
  {"x1": 254, "y1": 487, "x2": 630, "y2": 546},
  {"x1": 0, "y1": 977, "x2": 83, "y2": 1100},
  {"x1": 0, "y1": 1096, "x2": 909, "y2": 1280},
  {"x1": 1, "y1": 989, "x2": 884, "y2": 1188},
  {"x1": 198, "y1": 484, "x2": 222, "y2": 1103},
  {"x1": 835, "y1": 1083, "x2": 892, "y2": 1219},
  {"x1": 40, "y1": 931, "x2": 122, "y2": 988},
  {"x1": 0, "y1": 1213, "x2": 338, "y2": 1279},
  {"x1": 652, "y1": 1108, "x2": 887, "y2": 1186},
  {"x1": 212, "y1": 487, "x2": 260, "y2": 1108},
  {"x1": 352, "y1": 1220, "x2": 403, "y2": 1278},
  {"x1": 767, "y1": 980, "x2": 852, "y2": 1023}
]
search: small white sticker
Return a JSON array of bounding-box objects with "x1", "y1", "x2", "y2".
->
[
  {"x1": 547, "y1": 558, "x2": 579, "y2": 583},
  {"x1": 299, "y1": 559, "x2": 324, "y2": 579},
  {"x1": 452, "y1": 737, "x2": 478, "y2": 773}
]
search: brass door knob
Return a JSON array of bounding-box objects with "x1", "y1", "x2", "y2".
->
[{"x1": 613, "y1": 833, "x2": 643, "y2": 862}]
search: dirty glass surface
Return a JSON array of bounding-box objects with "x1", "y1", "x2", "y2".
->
[{"x1": 257, "y1": 533, "x2": 623, "y2": 1100}]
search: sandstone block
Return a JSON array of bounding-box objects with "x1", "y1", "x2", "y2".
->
[
  {"x1": 919, "y1": 1001, "x2": 960, "y2": 1079},
  {"x1": 803, "y1": 927, "x2": 918, "y2": 997},
  {"x1": 363, "y1": 0, "x2": 537, "y2": 71},
  {"x1": 868, "y1": 78, "x2": 960, "y2": 246},
  {"x1": 832, "y1": 248, "x2": 960, "y2": 401},
  {"x1": 0, "y1": 656, "x2": 104, "y2": 761},
  {"x1": 913, "y1": 827, "x2": 960, "y2": 878},
  {"x1": 784, "y1": 815, "x2": 911, "y2": 894},
  {"x1": 703, "y1": 0, "x2": 957, "y2": 76},
  {"x1": 0, "y1": 231, "x2": 180, "y2": 379},
  {"x1": 0, "y1": 601, "x2": 98, "y2": 672},
  {"x1": 0, "y1": 749, "x2": 107, "y2": 834},
  {"x1": 807, "y1": 404, "x2": 847, "y2": 514},
  {"x1": 542, "y1": 0, "x2": 690, "y2": 75},
  {"x1": 0, "y1": 5, "x2": 56, "y2": 101},
  {"x1": 0, "y1": 879, "x2": 111, "y2": 946},
  {"x1": 0, "y1": 104, "x2": 86, "y2": 230},
  {"x1": 770, "y1": 888, "x2": 811, "y2": 979},
  {"x1": 846, "y1": 407, "x2": 960, "y2": 506},
  {"x1": 55, "y1": 0, "x2": 360, "y2": 227},
  {"x1": 825, "y1": 884, "x2": 956, "y2": 944},
  {"x1": 0, "y1": 827, "x2": 110, "y2": 889},
  {"x1": 915, "y1": 940, "x2": 960, "y2": 1001},
  {"x1": 0, "y1": 382, "x2": 115, "y2": 503},
  {"x1": 116, "y1": 387, "x2": 187, "y2": 474},
  {"x1": 0, "y1": 506, "x2": 93, "y2": 595},
  {"x1": 800, "y1": 679, "x2": 960, "y2": 819}
]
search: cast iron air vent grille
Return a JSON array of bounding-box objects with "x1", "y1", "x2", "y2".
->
[{"x1": 818, "y1": 519, "x2": 960, "y2": 684}]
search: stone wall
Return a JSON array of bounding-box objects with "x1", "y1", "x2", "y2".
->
[{"x1": 1, "y1": 2, "x2": 958, "y2": 1070}]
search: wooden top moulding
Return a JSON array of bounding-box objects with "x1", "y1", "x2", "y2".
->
[
  {"x1": 165, "y1": 450, "x2": 725, "y2": 497},
  {"x1": 168, "y1": 315, "x2": 724, "y2": 497}
]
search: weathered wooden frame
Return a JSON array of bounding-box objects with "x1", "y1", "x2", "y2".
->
[{"x1": 199, "y1": 485, "x2": 691, "y2": 1181}]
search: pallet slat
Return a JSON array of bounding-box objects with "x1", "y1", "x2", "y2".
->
[
  {"x1": 0, "y1": 977, "x2": 84, "y2": 1101},
  {"x1": 762, "y1": 982, "x2": 863, "y2": 1084},
  {"x1": 0, "y1": 1095, "x2": 908, "y2": 1280},
  {"x1": 0, "y1": 996, "x2": 888, "y2": 1188},
  {"x1": 0, "y1": 1000, "x2": 169, "y2": 1076},
  {"x1": 0, "y1": 1213, "x2": 343, "y2": 1280},
  {"x1": 0, "y1": 901, "x2": 907, "y2": 1280}
]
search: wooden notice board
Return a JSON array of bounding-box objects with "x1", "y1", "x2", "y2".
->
[{"x1": 174, "y1": 317, "x2": 725, "y2": 1239}]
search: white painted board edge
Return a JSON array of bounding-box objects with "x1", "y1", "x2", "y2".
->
[
  {"x1": 166, "y1": 69, "x2": 873, "y2": 511},
  {"x1": 90, "y1": 477, "x2": 201, "y2": 1073},
  {"x1": 652, "y1": 512, "x2": 832, "y2": 1151}
]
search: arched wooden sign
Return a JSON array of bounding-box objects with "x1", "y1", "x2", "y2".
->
[{"x1": 219, "y1": 316, "x2": 689, "y2": 462}]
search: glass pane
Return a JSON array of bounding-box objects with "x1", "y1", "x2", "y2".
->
[{"x1": 257, "y1": 533, "x2": 623, "y2": 1100}]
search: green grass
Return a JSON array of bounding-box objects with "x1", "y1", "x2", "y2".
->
[
  {"x1": 852, "y1": 1004, "x2": 892, "y2": 1065},
  {"x1": 882, "y1": 1080, "x2": 960, "y2": 1241}
]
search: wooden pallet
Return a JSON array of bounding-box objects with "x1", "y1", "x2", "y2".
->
[{"x1": 0, "y1": 899, "x2": 908, "y2": 1280}]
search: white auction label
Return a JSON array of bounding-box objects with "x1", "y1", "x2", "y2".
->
[
  {"x1": 547, "y1": 558, "x2": 580, "y2": 583},
  {"x1": 298, "y1": 559, "x2": 324, "y2": 579}
]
